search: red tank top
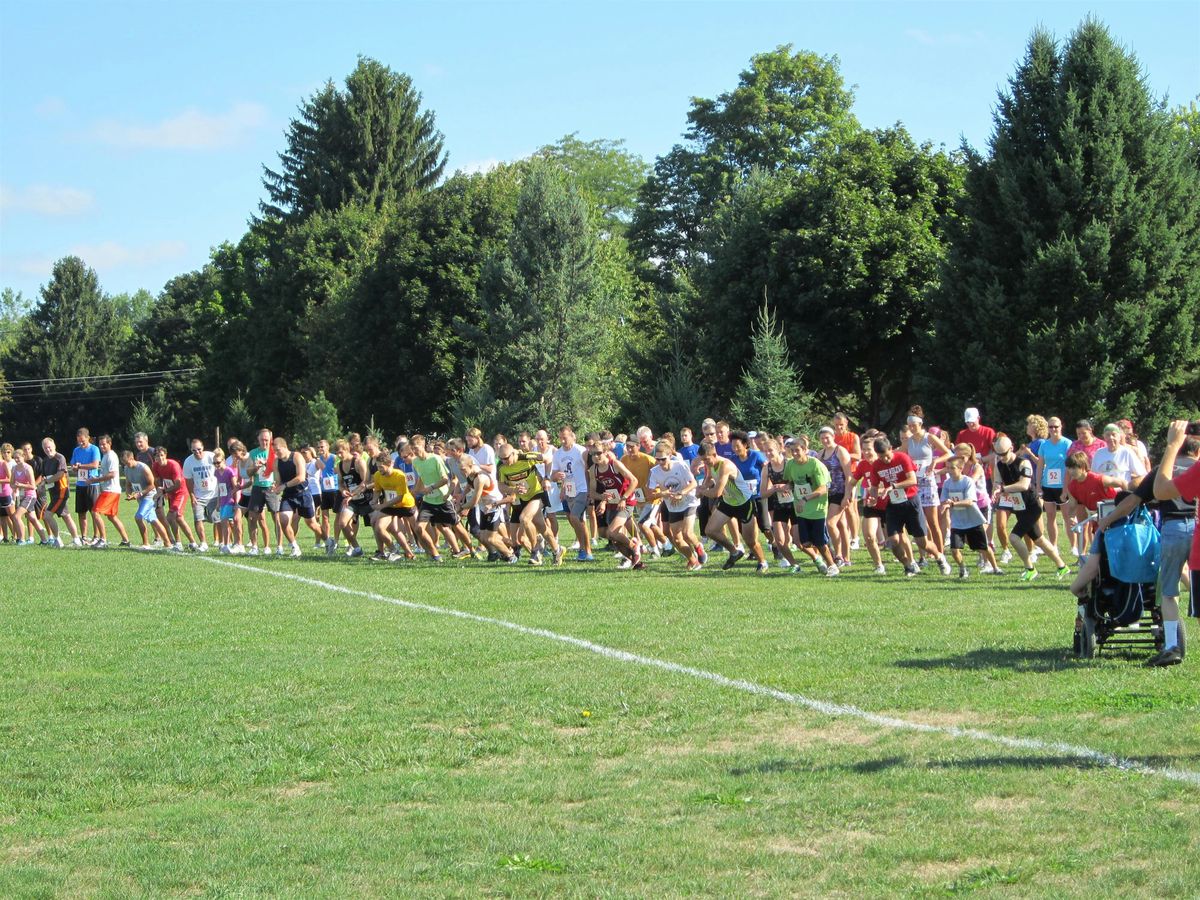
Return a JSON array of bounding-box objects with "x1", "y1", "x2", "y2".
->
[
  {"x1": 594, "y1": 464, "x2": 629, "y2": 500},
  {"x1": 834, "y1": 431, "x2": 859, "y2": 457}
]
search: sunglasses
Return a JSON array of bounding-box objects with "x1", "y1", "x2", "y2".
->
[{"x1": 655, "y1": 456, "x2": 668, "y2": 462}]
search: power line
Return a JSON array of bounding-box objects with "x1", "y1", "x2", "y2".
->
[
  {"x1": 4, "y1": 374, "x2": 192, "y2": 397},
  {"x1": 4, "y1": 389, "x2": 180, "y2": 407},
  {"x1": 2, "y1": 367, "x2": 200, "y2": 388}
]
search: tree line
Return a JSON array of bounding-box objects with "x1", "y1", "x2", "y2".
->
[{"x1": 2, "y1": 18, "x2": 1198, "y2": 450}]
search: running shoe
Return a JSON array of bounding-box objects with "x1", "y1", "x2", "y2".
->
[
  {"x1": 198, "y1": 543, "x2": 209, "y2": 553},
  {"x1": 119, "y1": 540, "x2": 131, "y2": 548},
  {"x1": 938, "y1": 557, "x2": 952, "y2": 576},
  {"x1": 370, "y1": 551, "x2": 389, "y2": 562},
  {"x1": 687, "y1": 560, "x2": 703, "y2": 572},
  {"x1": 576, "y1": 551, "x2": 595, "y2": 562},
  {"x1": 1019, "y1": 568, "x2": 1039, "y2": 582},
  {"x1": 1000, "y1": 549, "x2": 1013, "y2": 564},
  {"x1": 790, "y1": 564, "x2": 804, "y2": 575},
  {"x1": 617, "y1": 557, "x2": 633, "y2": 570},
  {"x1": 696, "y1": 548, "x2": 709, "y2": 566},
  {"x1": 756, "y1": 561, "x2": 769, "y2": 574},
  {"x1": 873, "y1": 565, "x2": 887, "y2": 576},
  {"x1": 290, "y1": 544, "x2": 303, "y2": 558},
  {"x1": 905, "y1": 564, "x2": 920, "y2": 577},
  {"x1": 554, "y1": 546, "x2": 566, "y2": 566},
  {"x1": 825, "y1": 564, "x2": 840, "y2": 577},
  {"x1": 777, "y1": 558, "x2": 790, "y2": 570},
  {"x1": 1056, "y1": 565, "x2": 1071, "y2": 580},
  {"x1": 990, "y1": 567, "x2": 1006, "y2": 576},
  {"x1": 453, "y1": 548, "x2": 473, "y2": 560},
  {"x1": 815, "y1": 559, "x2": 828, "y2": 575},
  {"x1": 958, "y1": 567, "x2": 968, "y2": 579},
  {"x1": 722, "y1": 548, "x2": 745, "y2": 571}
]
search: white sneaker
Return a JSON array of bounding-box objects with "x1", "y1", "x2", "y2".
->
[
  {"x1": 170, "y1": 542, "x2": 185, "y2": 553},
  {"x1": 1000, "y1": 549, "x2": 1013, "y2": 564},
  {"x1": 290, "y1": 543, "x2": 303, "y2": 558},
  {"x1": 72, "y1": 537, "x2": 83, "y2": 547},
  {"x1": 231, "y1": 544, "x2": 245, "y2": 555},
  {"x1": 198, "y1": 543, "x2": 209, "y2": 553},
  {"x1": 617, "y1": 557, "x2": 633, "y2": 570},
  {"x1": 54, "y1": 537, "x2": 65, "y2": 549},
  {"x1": 873, "y1": 564, "x2": 887, "y2": 576},
  {"x1": 850, "y1": 538, "x2": 860, "y2": 551},
  {"x1": 651, "y1": 545, "x2": 662, "y2": 559},
  {"x1": 276, "y1": 546, "x2": 286, "y2": 556},
  {"x1": 980, "y1": 563, "x2": 996, "y2": 574},
  {"x1": 815, "y1": 559, "x2": 828, "y2": 575},
  {"x1": 348, "y1": 546, "x2": 363, "y2": 558},
  {"x1": 188, "y1": 542, "x2": 199, "y2": 552},
  {"x1": 569, "y1": 541, "x2": 581, "y2": 551},
  {"x1": 938, "y1": 557, "x2": 952, "y2": 576},
  {"x1": 248, "y1": 547, "x2": 260, "y2": 556},
  {"x1": 1029, "y1": 548, "x2": 1042, "y2": 565},
  {"x1": 152, "y1": 539, "x2": 164, "y2": 549},
  {"x1": 777, "y1": 559, "x2": 790, "y2": 570},
  {"x1": 825, "y1": 564, "x2": 840, "y2": 577}
]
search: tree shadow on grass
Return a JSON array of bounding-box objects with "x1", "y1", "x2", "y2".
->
[
  {"x1": 894, "y1": 647, "x2": 1077, "y2": 673},
  {"x1": 733, "y1": 752, "x2": 1200, "y2": 778}
]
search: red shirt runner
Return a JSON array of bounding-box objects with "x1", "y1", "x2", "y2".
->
[
  {"x1": 870, "y1": 452, "x2": 918, "y2": 502},
  {"x1": 1067, "y1": 472, "x2": 1116, "y2": 511}
]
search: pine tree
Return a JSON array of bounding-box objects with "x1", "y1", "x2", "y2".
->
[
  {"x1": 928, "y1": 19, "x2": 1200, "y2": 434},
  {"x1": 730, "y1": 300, "x2": 814, "y2": 433},
  {"x1": 290, "y1": 391, "x2": 342, "y2": 447},
  {"x1": 261, "y1": 57, "x2": 447, "y2": 221}
]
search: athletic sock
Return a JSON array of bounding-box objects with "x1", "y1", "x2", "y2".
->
[{"x1": 1164, "y1": 619, "x2": 1179, "y2": 651}]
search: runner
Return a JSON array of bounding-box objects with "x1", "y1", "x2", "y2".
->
[
  {"x1": 992, "y1": 435, "x2": 1070, "y2": 581},
  {"x1": 271, "y1": 435, "x2": 316, "y2": 558},
  {"x1": 831, "y1": 412, "x2": 863, "y2": 551},
  {"x1": 550, "y1": 426, "x2": 593, "y2": 562},
  {"x1": 818, "y1": 425, "x2": 856, "y2": 566},
  {"x1": 534, "y1": 430, "x2": 561, "y2": 545},
  {"x1": 849, "y1": 432, "x2": 887, "y2": 574},
  {"x1": 904, "y1": 410, "x2": 953, "y2": 563},
  {"x1": 69, "y1": 428, "x2": 102, "y2": 543},
  {"x1": 121, "y1": 448, "x2": 172, "y2": 548},
  {"x1": 954, "y1": 442, "x2": 996, "y2": 572},
  {"x1": 9, "y1": 447, "x2": 44, "y2": 544},
  {"x1": 1035, "y1": 416, "x2": 1073, "y2": 557},
  {"x1": 182, "y1": 438, "x2": 218, "y2": 552},
  {"x1": 40, "y1": 437, "x2": 80, "y2": 547},
  {"x1": 228, "y1": 440, "x2": 250, "y2": 553},
  {"x1": 335, "y1": 438, "x2": 370, "y2": 558},
  {"x1": 647, "y1": 438, "x2": 703, "y2": 570},
  {"x1": 411, "y1": 434, "x2": 470, "y2": 562},
  {"x1": 1151, "y1": 420, "x2": 1200, "y2": 667},
  {"x1": 246, "y1": 429, "x2": 281, "y2": 555},
  {"x1": 761, "y1": 438, "x2": 798, "y2": 570},
  {"x1": 212, "y1": 448, "x2": 239, "y2": 553},
  {"x1": 0, "y1": 444, "x2": 14, "y2": 543},
  {"x1": 940, "y1": 455, "x2": 1002, "y2": 578},
  {"x1": 152, "y1": 446, "x2": 198, "y2": 552},
  {"x1": 698, "y1": 436, "x2": 764, "y2": 573},
  {"x1": 622, "y1": 436, "x2": 663, "y2": 558},
  {"x1": 85, "y1": 434, "x2": 131, "y2": 548},
  {"x1": 1117, "y1": 418, "x2": 1152, "y2": 472},
  {"x1": 316, "y1": 438, "x2": 340, "y2": 554},
  {"x1": 369, "y1": 450, "x2": 416, "y2": 561},
  {"x1": 589, "y1": 443, "x2": 642, "y2": 569},
  {"x1": 782, "y1": 435, "x2": 839, "y2": 575},
  {"x1": 869, "y1": 436, "x2": 951, "y2": 577},
  {"x1": 458, "y1": 453, "x2": 515, "y2": 562},
  {"x1": 497, "y1": 442, "x2": 565, "y2": 566},
  {"x1": 678, "y1": 427, "x2": 699, "y2": 464}
]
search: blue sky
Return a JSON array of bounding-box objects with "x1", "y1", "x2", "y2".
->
[{"x1": 1, "y1": 1, "x2": 1197, "y2": 302}]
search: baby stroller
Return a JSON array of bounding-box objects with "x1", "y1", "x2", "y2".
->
[{"x1": 1073, "y1": 504, "x2": 1182, "y2": 659}]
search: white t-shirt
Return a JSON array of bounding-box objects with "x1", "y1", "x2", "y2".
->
[
  {"x1": 648, "y1": 460, "x2": 699, "y2": 514},
  {"x1": 551, "y1": 444, "x2": 588, "y2": 499},
  {"x1": 182, "y1": 451, "x2": 218, "y2": 501},
  {"x1": 469, "y1": 443, "x2": 496, "y2": 473},
  {"x1": 1090, "y1": 446, "x2": 1146, "y2": 484},
  {"x1": 99, "y1": 450, "x2": 122, "y2": 494}
]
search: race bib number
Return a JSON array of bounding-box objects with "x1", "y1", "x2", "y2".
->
[
  {"x1": 321, "y1": 475, "x2": 337, "y2": 491},
  {"x1": 218, "y1": 483, "x2": 229, "y2": 498},
  {"x1": 1005, "y1": 492, "x2": 1026, "y2": 512},
  {"x1": 795, "y1": 484, "x2": 813, "y2": 500},
  {"x1": 562, "y1": 481, "x2": 577, "y2": 498},
  {"x1": 888, "y1": 487, "x2": 908, "y2": 504},
  {"x1": 201, "y1": 477, "x2": 216, "y2": 493},
  {"x1": 604, "y1": 489, "x2": 620, "y2": 503},
  {"x1": 745, "y1": 479, "x2": 759, "y2": 496},
  {"x1": 634, "y1": 488, "x2": 645, "y2": 503},
  {"x1": 405, "y1": 472, "x2": 416, "y2": 487},
  {"x1": 513, "y1": 478, "x2": 529, "y2": 495},
  {"x1": 383, "y1": 490, "x2": 399, "y2": 504},
  {"x1": 776, "y1": 488, "x2": 794, "y2": 504},
  {"x1": 946, "y1": 490, "x2": 965, "y2": 503},
  {"x1": 1045, "y1": 468, "x2": 1063, "y2": 487}
]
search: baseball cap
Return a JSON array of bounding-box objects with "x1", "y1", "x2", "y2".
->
[{"x1": 964, "y1": 407, "x2": 980, "y2": 423}]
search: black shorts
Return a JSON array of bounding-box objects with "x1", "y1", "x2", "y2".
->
[
  {"x1": 828, "y1": 491, "x2": 846, "y2": 507},
  {"x1": 280, "y1": 489, "x2": 315, "y2": 518},
  {"x1": 768, "y1": 501, "x2": 795, "y2": 524},
  {"x1": 717, "y1": 498, "x2": 755, "y2": 525},
  {"x1": 863, "y1": 505, "x2": 885, "y2": 520},
  {"x1": 1188, "y1": 570, "x2": 1200, "y2": 618},
  {"x1": 1010, "y1": 505, "x2": 1043, "y2": 541},
  {"x1": 47, "y1": 486, "x2": 70, "y2": 518},
  {"x1": 1041, "y1": 486, "x2": 1064, "y2": 504},
  {"x1": 885, "y1": 498, "x2": 927, "y2": 538},
  {"x1": 347, "y1": 498, "x2": 372, "y2": 520},
  {"x1": 249, "y1": 486, "x2": 281, "y2": 514},
  {"x1": 663, "y1": 507, "x2": 696, "y2": 525},
  {"x1": 950, "y1": 525, "x2": 988, "y2": 552},
  {"x1": 74, "y1": 485, "x2": 98, "y2": 516},
  {"x1": 794, "y1": 516, "x2": 829, "y2": 547},
  {"x1": 238, "y1": 492, "x2": 251, "y2": 510},
  {"x1": 478, "y1": 507, "x2": 506, "y2": 532},
  {"x1": 419, "y1": 500, "x2": 457, "y2": 527},
  {"x1": 512, "y1": 496, "x2": 545, "y2": 519},
  {"x1": 0, "y1": 495, "x2": 11, "y2": 512},
  {"x1": 375, "y1": 504, "x2": 415, "y2": 521},
  {"x1": 320, "y1": 490, "x2": 341, "y2": 512}
]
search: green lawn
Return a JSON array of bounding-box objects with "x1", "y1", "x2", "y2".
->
[{"x1": 2, "y1": 523, "x2": 1199, "y2": 897}]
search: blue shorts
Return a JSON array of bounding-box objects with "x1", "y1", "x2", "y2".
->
[
  {"x1": 794, "y1": 516, "x2": 829, "y2": 548},
  {"x1": 220, "y1": 503, "x2": 238, "y2": 522},
  {"x1": 1160, "y1": 517, "x2": 1194, "y2": 600},
  {"x1": 136, "y1": 497, "x2": 158, "y2": 523}
]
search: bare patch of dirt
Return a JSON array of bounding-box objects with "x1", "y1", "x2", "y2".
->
[{"x1": 274, "y1": 780, "x2": 326, "y2": 800}]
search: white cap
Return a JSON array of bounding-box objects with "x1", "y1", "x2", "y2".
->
[{"x1": 964, "y1": 407, "x2": 980, "y2": 423}]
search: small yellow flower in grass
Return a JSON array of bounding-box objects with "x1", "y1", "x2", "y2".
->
[{"x1": 581, "y1": 709, "x2": 591, "y2": 718}]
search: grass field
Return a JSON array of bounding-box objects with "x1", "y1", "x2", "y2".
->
[{"x1": 3, "y1": 514, "x2": 1200, "y2": 897}]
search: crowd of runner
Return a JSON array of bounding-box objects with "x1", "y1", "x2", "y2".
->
[{"x1": 3, "y1": 409, "x2": 1197, "y2": 639}]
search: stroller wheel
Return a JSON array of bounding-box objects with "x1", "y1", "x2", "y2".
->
[{"x1": 1077, "y1": 612, "x2": 1098, "y2": 660}]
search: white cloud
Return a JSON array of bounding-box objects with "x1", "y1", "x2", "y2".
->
[
  {"x1": 35, "y1": 96, "x2": 68, "y2": 118},
  {"x1": 69, "y1": 240, "x2": 187, "y2": 269},
  {"x1": 456, "y1": 158, "x2": 504, "y2": 176},
  {"x1": 88, "y1": 101, "x2": 267, "y2": 150},
  {"x1": 0, "y1": 184, "x2": 95, "y2": 216},
  {"x1": 0, "y1": 253, "x2": 57, "y2": 277}
]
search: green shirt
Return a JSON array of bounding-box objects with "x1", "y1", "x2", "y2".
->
[
  {"x1": 716, "y1": 458, "x2": 748, "y2": 507},
  {"x1": 412, "y1": 454, "x2": 450, "y2": 504},
  {"x1": 249, "y1": 448, "x2": 274, "y2": 489},
  {"x1": 783, "y1": 457, "x2": 829, "y2": 520}
]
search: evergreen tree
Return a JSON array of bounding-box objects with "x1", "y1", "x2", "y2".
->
[
  {"x1": 223, "y1": 393, "x2": 256, "y2": 446},
  {"x1": 927, "y1": 19, "x2": 1200, "y2": 434},
  {"x1": 730, "y1": 301, "x2": 815, "y2": 433},
  {"x1": 290, "y1": 391, "x2": 342, "y2": 447},
  {"x1": 261, "y1": 57, "x2": 447, "y2": 221},
  {"x1": 473, "y1": 161, "x2": 629, "y2": 431}
]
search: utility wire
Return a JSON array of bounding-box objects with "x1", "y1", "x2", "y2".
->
[{"x1": 2, "y1": 367, "x2": 200, "y2": 388}]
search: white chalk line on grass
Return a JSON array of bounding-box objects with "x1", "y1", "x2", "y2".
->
[{"x1": 194, "y1": 556, "x2": 1200, "y2": 787}]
